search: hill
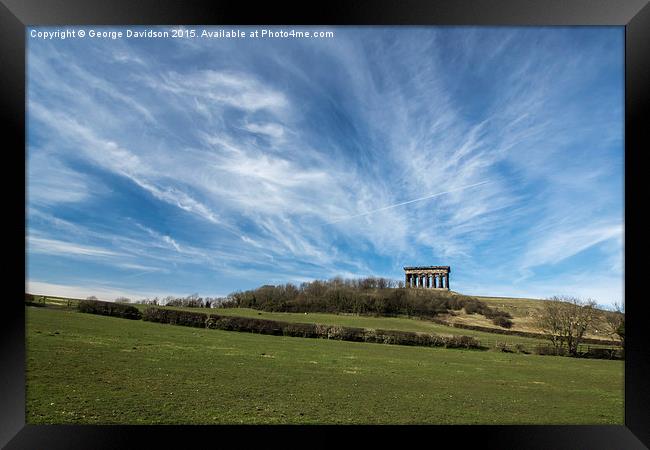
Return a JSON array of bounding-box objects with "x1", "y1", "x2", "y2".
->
[
  {"x1": 443, "y1": 294, "x2": 618, "y2": 342},
  {"x1": 212, "y1": 280, "x2": 622, "y2": 344}
]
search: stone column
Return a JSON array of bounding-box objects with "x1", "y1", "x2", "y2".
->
[
  {"x1": 425, "y1": 274, "x2": 430, "y2": 288},
  {"x1": 445, "y1": 274, "x2": 449, "y2": 290},
  {"x1": 440, "y1": 275, "x2": 445, "y2": 289}
]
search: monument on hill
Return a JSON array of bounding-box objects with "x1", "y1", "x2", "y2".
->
[{"x1": 403, "y1": 266, "x2": 450, "y2": 290}]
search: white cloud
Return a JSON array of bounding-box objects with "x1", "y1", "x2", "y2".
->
[
  {"x1": 27, "y1": 153, "x2": 94, "y2": 205},
  {"x1": 151, "y1": 70, "x2": 289, "y2": 113},
  {"x1": 29, "y1": 102, "x2": 224, "y2": 227},
  {"x1": 521, "y1": 222, "x2": 623, "y2": 270},
  {"x1": 25, "y1": 280, "x2": 192, "y2": 302},
  {"x1": 243, "y1": 122, "x2": 285, "y2": 140},
  {"x1": 27, "y1": 236, "x2": 118, "y2": 258}
]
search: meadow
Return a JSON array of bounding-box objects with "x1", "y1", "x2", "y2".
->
[{"x1": 26, "y1": 305, "x2": 623, "y2": 424}]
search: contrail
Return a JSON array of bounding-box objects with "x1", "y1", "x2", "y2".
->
[{"x1": 326, "y1": 180, "x2": 491, "y2": 224}]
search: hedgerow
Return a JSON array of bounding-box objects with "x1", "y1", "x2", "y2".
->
[
  {"x1": 142, "y1": 307, "x2": 205, "y2": 327},
  {"x1": 78, "y1": 299, "x2": 142, "y2": 320},
  {"x1": 140, "y1": 307, "x2": 482, "y2": 350}
]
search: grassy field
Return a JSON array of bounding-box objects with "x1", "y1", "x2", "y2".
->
[{"x1": 26, "y1": 306, "x2": 623, "y2": 424}]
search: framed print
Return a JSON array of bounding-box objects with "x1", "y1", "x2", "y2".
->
[{"x1": 2, "y1": 0, "x2": 649, "y2": 448}]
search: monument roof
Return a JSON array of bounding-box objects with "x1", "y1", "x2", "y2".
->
[{"x1": 403, "y1": 266, "x2": 450, "y2": 270}]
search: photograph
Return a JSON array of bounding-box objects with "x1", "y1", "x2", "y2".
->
[{"x1": 23, "y1": 24, "x2": 627, "y2": 426}]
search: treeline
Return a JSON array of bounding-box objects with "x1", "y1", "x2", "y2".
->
[
  {"x1": 219, "y1": 277, "x2": 513, "y2": 328},
  {"x1": 128, "y1": 293, "x2": 228, "y2": 308}
]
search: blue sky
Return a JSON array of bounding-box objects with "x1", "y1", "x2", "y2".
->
[{"x1": 26, "y1": 26, "x2": 624, "y2": 306}]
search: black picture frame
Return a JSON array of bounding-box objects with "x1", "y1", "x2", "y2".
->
[{"x1": 3, "y1": 0, "x2": 648, "y2": 448}]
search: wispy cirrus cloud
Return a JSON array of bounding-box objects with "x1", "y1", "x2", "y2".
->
[{"x1": 28, "y1": 236, "x2": 119, "y2": 258}]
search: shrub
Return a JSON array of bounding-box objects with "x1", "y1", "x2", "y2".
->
[
  {"x1": 445, "y1": 335, "x2": 481, "y2": 349},
  {"x1": 515, "y1": 344, "x2": 530, "y2": 354},
  {"x1": 25, "y1": 300, "x2": 46, "y2": 307},
  {"x1": 317, "y1": 325, "x2": 365, "y2": 341},
  {"x1": 492, "y1": 316, "x2": 514, "y2": 328},
  {"x1": 414, "y1": 333, "x2": 446, "y2": 347},
  {"x1": 463, "y1": 300, "x2": 483, "y2": 314},
  {"x1": 534, "y1": 344, "x2": 567, "y2": 357},
  {"x1": 368, "y1": 329, "x2": 415, "y2": 345},
  {"x1": 360, "y1": 329, "x2": 455, "y2": 347},
  {"x1": 25, "y1": 293, "x2": 46, "y2": 307},
  {"x1": 142, "y1": 308, "x2": 206, "y2": 327},
  {"x1": 78, "y1": 299, "x2": 142, "y2": 320},
  {"x1": 282, "y1": 323, "x2": 319, "y2": 338},
  {"x1": 483, "y1": 308, "x2": 513, "y2": 319},
  {"x1": 338, "y1": 326, "x2": 367, "y2": 342},
  {"x1": 578, "y1": 347, "x2": 624, "y2": 360},
  {"x1": 206, "y1": 315, "x2": 285, "y2": 335},
  {"x1": 495, "y1": 342, "x2": 514, "y2": 353}
]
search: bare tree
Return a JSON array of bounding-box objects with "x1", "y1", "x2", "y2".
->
[
  {"x1": 536, "y1": 296, "x2": 598, "y2": 355},
  {"x1": 115, "y1": 297, "x2": 131, "y2": 304},
  {"x1": 536, "y1": 298, "x2": 564, "y2": 351},
  {"x1": 86, "y1": 295, "x2": 98, "y2": 301},
  {"x1": 603, "y1": 302, "x2": 625, "y2": 348}
]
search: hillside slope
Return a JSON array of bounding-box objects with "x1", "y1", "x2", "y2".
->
[{"x1": 443, "y1": 293, "x2": 618, "y2": 342}]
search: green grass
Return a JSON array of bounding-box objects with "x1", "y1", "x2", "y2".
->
[
  {"x1": 26, "y1": 306, "x2": 623, "y2": 424},
  {"x1": 473, "y1": 295, "x2": 547, "y2": 316}
]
